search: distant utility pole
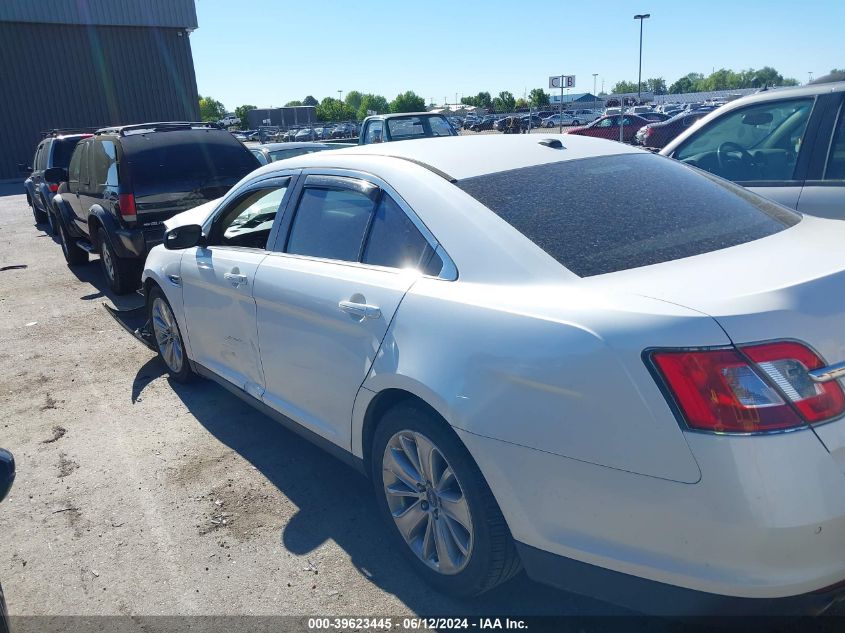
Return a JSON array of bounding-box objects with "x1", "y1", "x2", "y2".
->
[
  {"x1": 593, "y1": 73, "x2": 598, "y2": 110},
  {"x1": 634, "y1": 13, "x2": 650, "y2": 103},
  {"x1": 808, "y1": 71, "x2": 814, "y2": 84}
]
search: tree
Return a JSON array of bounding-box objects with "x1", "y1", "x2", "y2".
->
[
  {"x1": 492, "y1": 91, "x2": 515, "y2": 112},
  {"x1": 284, "y1": 100, "x2": 303, "y2": 107},
  {"x1": 645, "y1": 78, "x2": 667, "y2": 95},
  {"x1": 669, "y1": 72, "x2": 704, "y2": 94},
  {"x1": 611, "y1": 80, "x2": 639, "y2": 94},
  {"x1": 316, "y1": 97, "x2": 352, "y2": 121},
  {"x1": 389, "y1": 91, "x2": 426, "y2": 113},
  {"x1": 234, "y1": 104, "x2": 255, "y2": 129},
  {"x1": 515, "y1": 97, "x2": 528, "y2": 109},
  {"x1": 302, "y1": 95, "x2": 319, "y2": 107},
  {"x1": 344, "y1": 90, "x2": 364, "y2": 113},
  {"x1": 357, "y1": 93, "x2": 389, "y2": 120},
  {"x1": 198, "y1": 95, "x2": 226, "y2": 122},
  {"x1": 528, "y1": 88, "x2": 550, "y2": 108},
  {"x1": 461, "y1": 91, "x2": 492, "y2": 109}
]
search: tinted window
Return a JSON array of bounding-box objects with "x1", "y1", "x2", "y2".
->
[
  {"x1": 675, "y1": 98, "x2": 813, "y2": 182},
  {"x1": 36, "y1": 142, "x2": 49, "y2": 170},
  {"x1": 363, "y1": 195, "x2": 439, "y2": 273},
  {"x1": 120, "y1": 130, "x2": 259, "y2": 195},
  {"x1": 825, "y1": 107, "x2": 845, "y2": 180},
  {"x1": 211, "y1": 184, "x2": 288, "y2": 249},
  {"x1": 52, "y1": 139, "x2": 79, "y2": 168},
  {"x1": 456, "y1": 154, "x2": 799, "y2": 277},
  {"x1": 387, "y1": 116, "x2": 454, "y2": 140},
  {"x1": 68, "y1": 145, "x2": 82, "y2": 182},
  {"x1": 269, "y1": 147, "x2": 324, "y2": 161},
  {"x1": 90, "y1": 140, "x2": 118, "y2": 188},
  {"x1": 286, "y1": 188, "x2": 374, "y2": 262},
  {"x1": 32, "y1": 145, "x2": 42, "y2": 171},
  {"x1": 364, "y1": 121, "x2": 383, "y2": 144},
  {"x1": 78, "y1": 142, "x2": 90, "y2": 185}
]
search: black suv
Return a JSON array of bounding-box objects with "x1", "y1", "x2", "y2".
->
[
  {"x1": 48, "y1": 122, "x2": 259, "y2": 293},
  {"x1": 20, "y1": 130, "x2": 92, "y2": 233}
]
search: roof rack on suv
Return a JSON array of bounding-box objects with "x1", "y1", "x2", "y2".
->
[
  {"x1": 95, "y1": 122, "x2": 218, "y2": 137},
  {"x1": 40, "y1": 127, "x2": 99, "y2": 138}
]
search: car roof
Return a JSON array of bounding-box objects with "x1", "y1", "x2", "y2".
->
[
  {"x1": 250, "y1": 142, "x2": 340, "y2": 151},
  {"x1": 263, "y1": 133, "x2": 643, "y2": 181}
]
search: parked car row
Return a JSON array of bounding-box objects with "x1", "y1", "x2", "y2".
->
[
  {"x1": 19, "y1": 81, "x2": 845, "y2": 614},
  {"x1": 28, "y1": 122, "x2": 260, "y2": 293}
]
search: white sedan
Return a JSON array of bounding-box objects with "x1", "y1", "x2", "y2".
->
[{"x1": 141, "y1": 134, "x2": 845, "y2": 614}]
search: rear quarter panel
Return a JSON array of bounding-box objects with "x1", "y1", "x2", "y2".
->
[{"x1": 361, "y1": 277, "x2": 732, "y2": 483}]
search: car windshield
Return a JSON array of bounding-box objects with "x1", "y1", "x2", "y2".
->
[
  {"x1": 386, "y1": 116, "x2": 454, "y2": 140},
  {"x1": 455, "y1": 153, "x2": 799, "y2": 277}
]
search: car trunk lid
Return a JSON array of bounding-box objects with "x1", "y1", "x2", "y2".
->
[{"x1": 586, "y1": 214, "x2": 845, "y2": 462}]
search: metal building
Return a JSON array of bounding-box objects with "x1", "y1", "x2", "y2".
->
[{"x1": 0, "y1": 0, "x2": 201, "y2": 181}]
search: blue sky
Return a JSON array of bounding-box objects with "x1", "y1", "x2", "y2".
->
[{"x1": 191, "y1": 0, "x2": 844, "y2": 110}]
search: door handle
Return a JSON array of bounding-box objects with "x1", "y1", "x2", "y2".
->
[
  {"x1": 223, "y1": 272, "x2": 248, "y2": 286},
  {"x1": 338, "y1": 300, "x2": 381, "y2": 320}
]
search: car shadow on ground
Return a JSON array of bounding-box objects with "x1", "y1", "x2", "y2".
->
[
  {"x1": 65, "y1": 255, "x2": 144, "y2": 310},
  {"x1": 131, "y1": 356, "x2": 631, "y2": 617}
]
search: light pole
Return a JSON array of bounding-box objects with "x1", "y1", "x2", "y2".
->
[
  {"x1": 808, "y1": 71, "x2": 814, "y2": 84},
  {"x1": 634, "y1": 13, "x2": 650, "y2": 104},
  {"x1": 592, "y1": 73, "x2": 598, "y2": 110}
]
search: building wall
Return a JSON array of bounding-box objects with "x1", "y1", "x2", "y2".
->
[
  {"x1": 0, "y1": 21, "x2": 200, "y2": 180},
  {"x1": 0, "y1": 0, "x2": 197, "y2": 29}
]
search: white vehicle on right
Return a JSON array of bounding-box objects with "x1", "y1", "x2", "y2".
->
[{"x1": 661, "y1": 80, "x2": 845, "y2": 218}]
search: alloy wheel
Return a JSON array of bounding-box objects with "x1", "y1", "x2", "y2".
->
[
  {"x1": 151, "y1": 297, "x2": 184, "y2": 374},
  {"x1": 100, "y1": 241, "x2": 115, "y2": 282},
  {"x1": 382, "y1": 430, "x2": 474, "y2": 575}
]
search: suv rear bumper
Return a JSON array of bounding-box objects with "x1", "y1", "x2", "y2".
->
[
  {"x1": 517, "y1": 542, "x2": 845, "y2": 616},
  {"x1": 109, "y1": 226, "x2": 162, "y2": 259}
]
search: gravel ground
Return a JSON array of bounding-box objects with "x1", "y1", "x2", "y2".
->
[{"x1": 0, "y1": 184, "x2": 622, "y2": 618}]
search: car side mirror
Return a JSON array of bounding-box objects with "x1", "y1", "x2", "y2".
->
[
  {"x1": 0, "y1": 448, "x2": 15, "y2": 504},
  {"x1": 44, "y1": 167, "x2": 68, "y2": 184},
  {"x1": 164, "y1": 224, "x2": 205, "y2": 250},
  {"x1": 18, "y1": 163, "x2": 32, "y2": 173}
]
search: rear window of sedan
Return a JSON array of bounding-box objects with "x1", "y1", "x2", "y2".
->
[{"x1": 455, "y1": 153, "x2": 799, "y2": 277}]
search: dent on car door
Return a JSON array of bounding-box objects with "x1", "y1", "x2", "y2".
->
[
  {"x1": 672, "y1": 97, "x2": 816, "y2": 209},
  {"x1": 253, "y1": 174, "x2": 443, "y2": 447},
  {"x1": 797, "y1": 95, "x2": 845, "y2": 220},
  {"x1": 180, "y1": 178, "x2": 292, "y2": 395}
]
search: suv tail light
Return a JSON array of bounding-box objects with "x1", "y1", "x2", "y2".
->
[
  {"x1": 649, "y1": 342, "x2": 845, "y2": 434},
  {"x1": 118, "y1": 193, "x2": 136, "y2": 223},
  {"x1": 48, "y1": 183, "x2": 59, "y2": 193}
]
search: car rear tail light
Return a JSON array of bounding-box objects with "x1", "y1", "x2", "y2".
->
[
  {"x1": 649, "y1": 342, "x2": 845, "y2": 434},
  {"x1": 118, "y1": 193, "x2": 136, "y2": 223},
  {"x1": 741, "y1": 342, "x2": 845, "y2": 424},
  {"x1": 49, "y1": 183, "x2": 59, "y2": 192}
]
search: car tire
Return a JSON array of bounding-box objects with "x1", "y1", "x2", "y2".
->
[
  {"x1": 98, "y1": 228, "x2": 140, "y2": 295},
  {"x1": 147, "y1": 286, "x2": 193, "y2": 383},
  {"x1": 42, "y1": 196, "x2": 57, "y2": 235},
  {"x1": 57, "y1": 213, "x2": 88, "y2": 266},
  {"x1": 31, "y1": 198, "x2": 47, "y2": 225},
  {"x1": 371, "y1": 402, "x2": 521, "y2": 597}
]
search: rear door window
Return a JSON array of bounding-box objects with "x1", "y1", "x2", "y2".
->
[
  {"x1": 824, "y1": 105, "x2": 845, "y2": 180},
  {"x1": 362, "y1": 194, "x2": 441, "y2": 274},
  {"x1": 455, "y1": 153, "x2": 799, "y2": 277},
  {"x1": 286, "y1": 187, "x2": 375, "y2": 262},
  {"x1": 364, "y1": 121, "x2": 384, "y2": 144}
]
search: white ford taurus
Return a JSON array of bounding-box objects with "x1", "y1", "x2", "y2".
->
[{"x1": 141, "y1": 134, "x2": 845, "y2": 614}]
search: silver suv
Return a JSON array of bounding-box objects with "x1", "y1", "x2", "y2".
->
[{"x1": 661, "y1": 80, "x2": 845, "y2": 219}]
